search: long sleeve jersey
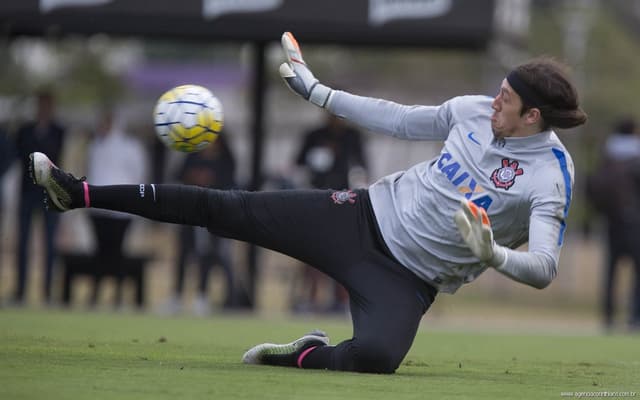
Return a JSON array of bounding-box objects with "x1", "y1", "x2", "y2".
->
[{"x1": 328, "y1": 92, "x2": 573, "y2": 293}]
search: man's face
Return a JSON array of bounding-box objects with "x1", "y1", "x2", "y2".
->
[{"x1": 490, "y1": 79, "x2": 527, "y2": 139}]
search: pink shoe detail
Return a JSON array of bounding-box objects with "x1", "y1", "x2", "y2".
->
[
  {"x1": 296, "y1": 346, "x2": 317, "y2": 368},
  {"x1": 83, "y1": 181, "x2": 90, "y2": 207}
]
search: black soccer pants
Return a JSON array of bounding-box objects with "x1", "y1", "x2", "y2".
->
[{"x1": 89, "y1": 184, "x2": 438, "y2": 373}]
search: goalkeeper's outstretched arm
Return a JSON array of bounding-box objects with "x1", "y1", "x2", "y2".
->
[{"x1": 278, "y1": 31, "x2": 453, "y2": 141}]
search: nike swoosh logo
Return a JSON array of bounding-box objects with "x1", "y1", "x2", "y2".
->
[{"x1": 467, "y1": 131, "x2": 480, "y2": 145}]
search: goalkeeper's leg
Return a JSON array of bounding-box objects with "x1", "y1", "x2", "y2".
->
[
  {"x1": 30, "y1": 151, "x2": 361, "y2": 271},
  {"x1": 30, "y1": 152, "x2": 362, "y2": 282},
  {"x1": 87, "y1": 184, "x2": 363, "y2": 279},
  {"x1": 240, "y1": 227, "x2": 437, "y2": 373}
]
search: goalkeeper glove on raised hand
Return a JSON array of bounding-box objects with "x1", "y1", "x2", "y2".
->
[
  {"x1": 454, "y1": 199, "x2": 506, "y2": 267},
  {"x1": 279, "y1": 31, "x2": 333, "y2": 108}
]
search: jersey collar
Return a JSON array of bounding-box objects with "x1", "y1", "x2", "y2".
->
[{"x1": 492, "y1": 130, "x2": 553, "y2": 150}]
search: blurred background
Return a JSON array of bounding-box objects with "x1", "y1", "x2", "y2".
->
[{"x1": 1, "y1": 0, "x2": 639, "y2": 334}]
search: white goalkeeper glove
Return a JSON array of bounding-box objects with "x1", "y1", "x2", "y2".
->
[
  {"x1": 279, "y1": 31, "x2": 333, "y2": 108},
  {"x1": 454, "y1": 199, "x2": 506, "y2": 267}
]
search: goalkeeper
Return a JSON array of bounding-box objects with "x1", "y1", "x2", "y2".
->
[{"x1": 30, "y1": 32, "x2": 587, "y2": 374}]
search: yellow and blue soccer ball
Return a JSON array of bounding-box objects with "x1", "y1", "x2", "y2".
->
[{"x1": 153, "y1": 84, "x2": 224, "y2": 153}]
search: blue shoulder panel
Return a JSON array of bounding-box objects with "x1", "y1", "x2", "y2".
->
[{"x1": 551, "y1": 148, "x2": 571, "y2": 246}]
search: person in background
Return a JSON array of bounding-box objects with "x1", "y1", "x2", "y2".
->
[
  {"x1": 14, "y1": 89, "x2": 65, "y2": 305},
  {"x1": 586, "y1": 118, "x2": 640, "y2": 331},
  {"x1": 86, "y1": 107, "x2": 148, "y2": 306},
  {"x1": 0, "y1": 123, "x2": 16, "y2": 291},
  {"x1": 292, "y1": 112, "x2": 368, "y2": 314},
  {"x1": 0, "y1": 123, "x2": 14, "y2": 183},
  {"x1": 164, "y1": 132, "x2": 237, "y2": 316}
]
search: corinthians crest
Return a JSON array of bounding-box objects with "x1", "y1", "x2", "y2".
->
[
  {"x1": 490, "y1": 158, "x2": 524, "y2": 190},
  {"x1": 331, "y1": 190, "x2": 357, "y2": 205}
]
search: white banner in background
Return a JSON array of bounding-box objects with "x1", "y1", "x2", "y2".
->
[
  {"x1": 203, "y1": 0, "x2": 284, "y2": 20},
  {"x1": 40, "y1": 0, "x2": 113, "y2": 13},
  {"x1": 369, "y1": 0, "x2": 452, "y2": 26}
]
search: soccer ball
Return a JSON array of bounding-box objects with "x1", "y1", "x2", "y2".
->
[{"x1": 153, "y1": 84, "x2": 224, "y2": 153}]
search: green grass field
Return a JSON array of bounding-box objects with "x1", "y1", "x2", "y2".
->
[{"x1": 1, "y1": 309, "x2": 638, "y2": 400}]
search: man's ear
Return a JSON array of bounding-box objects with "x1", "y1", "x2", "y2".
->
[{"x1": 525, "y1": 107, "x2": 542, "y2": 126}]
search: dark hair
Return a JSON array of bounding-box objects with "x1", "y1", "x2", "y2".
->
[
  {"x1": 36, "y1": 87, "x2": 54, "y2": 101},
  {"x1": 512, "y1": 57, "x2": 588, "y2": 130},
  {"x1": 614, "y1": 118, "x2": 635, "y2": 135}
]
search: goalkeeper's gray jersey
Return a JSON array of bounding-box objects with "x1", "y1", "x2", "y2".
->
[{"x1": 328, "y1": 93, "x2": 573, "y2": 293}]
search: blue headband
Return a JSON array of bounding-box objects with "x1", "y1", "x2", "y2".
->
[{"x1": 506, "y1": 70, "x2": 546, "y2": 108}]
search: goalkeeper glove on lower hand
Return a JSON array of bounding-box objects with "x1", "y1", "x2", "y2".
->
[
  {"x1": 454, "y1": 199, "x2": 506, "y2": 267},
  {"x1": 279, "y1": 31, "x2": 333, "y2": 108}
]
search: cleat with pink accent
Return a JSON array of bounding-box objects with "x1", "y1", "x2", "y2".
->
[
  {"x1": 29, "y1": 152, "x2": 87, "y2": 212},
  {"x1": 242, "y1": 330, "x2": 329, "y2": 367}
]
